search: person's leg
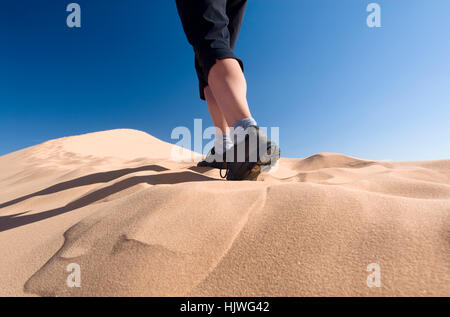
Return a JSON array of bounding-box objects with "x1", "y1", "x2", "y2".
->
[
  {"x1": 176, "y1": 0, "x2": 279, "y2": 180},
  {"x1": 206, "y1": 0, "x2": 254, "y2": 126},
  {"x1": 204, "y1": 86, "x2": 233, "y2": 155},
  {"x1": 207, "y1": 58, "x2": 251, "y2": 125},
  {"x1": 176, "y1": 0, "x2": 254, "y2": 125},
  {"x1": 204, "y1": 86, "x2": 228, "y2": 135},
  {"x1": 205, "y1": 0, "x2": 257, "y2": 143}
]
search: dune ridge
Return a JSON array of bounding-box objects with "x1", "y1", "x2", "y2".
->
[{"x1": 0, "y1": 129, "x2": 449, "y2": 296}]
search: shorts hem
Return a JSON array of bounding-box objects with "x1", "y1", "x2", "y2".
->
[{"x1": 197, "y1": 48, "x2": 244, "y2": 100}]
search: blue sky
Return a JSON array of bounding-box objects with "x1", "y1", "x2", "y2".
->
[{"x1": 1, "y1": 0, "x2": 449, "y2": 160}]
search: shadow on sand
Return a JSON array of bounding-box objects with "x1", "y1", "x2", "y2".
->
[
  {"x1": 0, "y1": 165, "x2": 168, "y2": 209},
  {"x1": 0, "y1": 167, "x2": 217, "y2": 233}
]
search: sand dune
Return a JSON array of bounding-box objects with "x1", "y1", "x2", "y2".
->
[{"x1": 0, "y1": 129, "x2": 449, "y2": 296}]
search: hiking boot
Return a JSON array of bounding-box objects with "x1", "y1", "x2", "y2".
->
[
  {"x1": 197, "y1": 146, "x2": 227, "y2": 169},
  {"x1": 221, "y1": 125, "x2": 280, "y2": 181}
]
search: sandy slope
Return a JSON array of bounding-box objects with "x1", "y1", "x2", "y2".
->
[{"x1": 0, "y1": 129, "x2": 449, "y2": 296}]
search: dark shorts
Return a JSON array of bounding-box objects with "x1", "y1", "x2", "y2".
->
[{"x1": 176, "y1": 0, "x2": 247, "y2": 100}]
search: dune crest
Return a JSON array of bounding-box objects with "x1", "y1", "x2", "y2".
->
[{"x1": 0, "y1": 129, "x2": 449, "y2": 296}]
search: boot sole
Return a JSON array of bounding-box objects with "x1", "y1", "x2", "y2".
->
[
  {"x1": 197, "y1": 161, "x2": 227, "y2": 169},
  {"x1": 240, "y1": 145, "x2": 281, "y2": 181}
]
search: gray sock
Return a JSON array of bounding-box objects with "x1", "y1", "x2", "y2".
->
[
  {"x1": 232, "y1": 117, "x2": 257, "y2": 144},
  {"x1": 214, "y1": 133, "x2": 233, "y2": 155}
]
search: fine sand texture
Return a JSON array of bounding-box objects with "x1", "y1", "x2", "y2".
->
[{"x1": 0, "y1": 129, "x2": 449, "y2": 296}]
